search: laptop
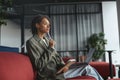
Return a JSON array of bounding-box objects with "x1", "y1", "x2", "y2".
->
[
  {"x1": 69, "y1": 48, "x2": 95, "y2": 68},
  {"x1": 56, "y1": 48, "x2": 95, "y2": 75},
  {"x1": 84, "y1": 48, "x2": 95, "y2": 63}
]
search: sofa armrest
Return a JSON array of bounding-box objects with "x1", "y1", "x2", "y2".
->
[{"x1": 0, "y1": 52, "x2": 35, "y2": 80}]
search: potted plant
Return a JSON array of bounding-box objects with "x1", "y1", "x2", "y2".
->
[
  {"x1": 0, "y1": 0, "x2": 7, "y2": 26},
  {"x1": 0, "y1": 0, "x2": 13, "y2": 26},
  {"x1": 87, "y1": 32, "x2": 107, "y2": 61}
]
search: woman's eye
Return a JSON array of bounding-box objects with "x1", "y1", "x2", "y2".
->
[
  {"x1": 43, "y1": 22, "x2": 47, "y2": 25},
  {"x1": 43, "y1": 23, "x2": 50, "y2": 26}
]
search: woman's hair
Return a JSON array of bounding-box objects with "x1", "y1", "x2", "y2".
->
[{"x1": 31, "y1": 15, "x2": 51, "y2": 35}]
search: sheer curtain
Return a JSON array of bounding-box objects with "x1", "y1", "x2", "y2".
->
[
  {"x1": 48, "y1": 3, "x2": 103, "y2": 57},
  {"x1": 50, "y1": 5, "x2": 77, "y2": 51},
  {"x1": 76, "y1": 3, "x2": 103, "y2": 49}
]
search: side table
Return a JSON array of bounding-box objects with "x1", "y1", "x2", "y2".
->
[{"x1": 106, "y1": 50, "x2": 115, "y2": 78}]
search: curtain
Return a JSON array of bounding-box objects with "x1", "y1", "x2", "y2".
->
[
  {"x1": 76, "y1": 4, "x2": 103, "y2": 49},
  {"x1": 50, "y1": 5, "x2": 77, "y2": 51},
  {"x1": 48, "y1": 3, "x2": 103, "y2": 57}
]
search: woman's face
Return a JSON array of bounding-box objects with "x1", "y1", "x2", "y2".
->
[{"x1": 36, "y1": 18, "x2": 50, "y2": 34}]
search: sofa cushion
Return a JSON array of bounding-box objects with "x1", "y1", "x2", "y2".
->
[
  {"x1": 0, "y1": 52, "x2": 35, "y2": 80},
  {"x1": 62, "y1": 57, "x2": 74, "y2": 63}
]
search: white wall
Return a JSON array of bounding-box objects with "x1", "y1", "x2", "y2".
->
[
  {"x1": 117, "y1": 0, "x2": 120, "y2": 37},
  {"x1": 1, "y1": 20, "x2": 21, "y2": 48},
  {"x1": 102, "y1": 1, "x2": 120, "y2": 65},
  {"x1": 0, "y1": 20, "x2": 32, "y2": 52},
  {"x1": 24, "y1": 28, "x2": 32, "y2": 52}
]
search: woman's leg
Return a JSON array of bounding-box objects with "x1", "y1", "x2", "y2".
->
[
  {"x1": 64, "y1": 65, "x2": 87, "y2": 78},
  {"x1": 64, "y1": 65, "x2": 103, "y2": 80},
  {"x1": 85, "y1": 65, "x2": 103, "y2": 80}
]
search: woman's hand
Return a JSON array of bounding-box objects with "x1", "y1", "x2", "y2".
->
[
  {"x1": 56, "y1": 61, "x2": 76, "y2": 74},
  {"x1": 49, "y1": 39, "x2": 56, "y2": 48},
  {"x1": 56, "y1": 65, "x2": 69, "y2": 74}
]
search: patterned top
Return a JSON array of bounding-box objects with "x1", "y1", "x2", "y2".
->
[{"x1": 26, "y1": 34, "x2": 65, "y2": 78}]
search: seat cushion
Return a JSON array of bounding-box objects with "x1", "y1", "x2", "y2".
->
[
  {"x1": 0, "y1": 52, "x2": 35, "y2": 80},
  {"x1": 62, "y1": 57, "x2": 74, "y2": 63}
]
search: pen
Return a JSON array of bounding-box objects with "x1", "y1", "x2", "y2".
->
[{"x1": 47, "y1": 33, "x2": 52, "y2": 40}]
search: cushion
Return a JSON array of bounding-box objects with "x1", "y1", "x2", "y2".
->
[
  {"x1": 62, "y1": 57, "x2": 75, "y2": 63},
  {"x1": 0, "y1": 52, "x2": 35, "y2": 80}
]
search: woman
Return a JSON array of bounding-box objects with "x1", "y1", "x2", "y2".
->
[{"x1": 26, "y1": 15, "x2": 103, "y2": 80}]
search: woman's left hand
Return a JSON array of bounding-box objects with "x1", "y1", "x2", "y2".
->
[
  {"x1": 56, "y1": 61, "x2": 76, "y2": 74},
  {"x1": 56, "y1": 65, "x2": 69, "y2": 74}
]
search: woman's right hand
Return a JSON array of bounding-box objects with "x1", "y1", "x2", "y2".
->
[{"x1": 49, "y1": 39, "x2": 56, "y2": 48}]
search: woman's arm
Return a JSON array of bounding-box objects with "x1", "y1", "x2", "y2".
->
[
  {"x1": 26, "y1": 40, "x2": 55, "y2": 71},
  {"x1": 56, "y1": 61, "x2": 76, "y2": 74}
]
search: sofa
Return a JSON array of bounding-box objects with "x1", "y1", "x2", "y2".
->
[{"x1": 0, "y1": 52, "x2": 116, "y2": 80}]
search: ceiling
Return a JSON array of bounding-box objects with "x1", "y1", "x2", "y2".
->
[
  {"x1": 10, "y1": 0, "x2": 116, "y2": 17},
  {"x1": 13, "y1": 0, "x2": 116, "y2": 5},
  {"x1": 7, "y1": 0, "x2": 116, "y2": 28}
]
